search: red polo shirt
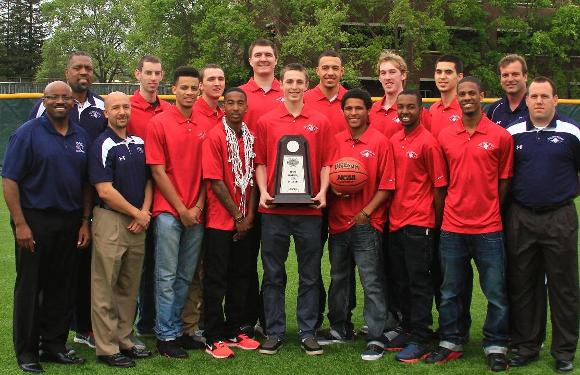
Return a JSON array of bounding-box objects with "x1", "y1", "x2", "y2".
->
[
  {"x1": 193, "y1": 97, "x2": 223, "y2": 130},
  {"x1": 328, "y1": 127, "x2": 395, "y2": 234},
  {"x1": 146, "y1": 106, "x2": 209, "y2": 219},
  {"x1": 128, "y1": 90, "x2": 172, "y2": 141},
  {"x1": 254, "y1": 104, "x2": 337, "y2": 216},
  {"x1": 304, "y1": 85, "x2": 348, "y2": 135},
  {"x1": 428, "y1": 97, "x2": 462, "y2": 139},
  {"x1": 389, "y1": 124, "x2": 448, "y2": 232},
  {"x1": 203, "y1": 123, "x2": 255, "y2": 231},
  {"x1": 240, "y1": 77, "x2": 284, "y2": 131},
  {"x1": 370, "y1": 96, "x2": 431, "y2": 139},
  {"x1": 438, "y1": 115, "x2": 514, "y2": 234}
]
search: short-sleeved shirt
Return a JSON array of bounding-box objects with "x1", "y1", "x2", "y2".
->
[
  {"x1": 328, "y1": 127, "x2": 395, "y2": 234},
  {"x1": 254, "y1": 104, "x2": 337, "y2": 216},
  {"x1": 203, "y1": 123, "x2": 255, "y2": 230},
  {"x1": 240, "y1": 77, "x2": 284, "y2": 131},
  {"x1": 486, "y1": 96, "x2": 528, "y2": 128},
  {"x1": 128, "y1": 89, "x2": 172, "y2": 141},
  {"x1": 389, "y1": 124, "x2": 448, "y2": 232},
  {"x1": 370, "y1": 96, "x2": 432, "y2": 139},
  {"x1": 507, "y1": 114, "x2": 580, "y2": 207},
  {"x1": 89, "y1": 127, "x2": 149, "y2": 209},
  {"x1": 303, "y1": 85, "x2": 348, "y2": 135},
  {"x1": 438, "y1": 115, "x2": 514, "y2": 234},
  {"x1": 193, "y1": 97, "x2": 223, "y2": 130},
  {"x1": 2, "y1": 116, "x2": 90, "y2": 212},
  {"x1": 30, "y1": 90, "x2": 107, "y2": 142},
  {"x1": 428, "y1": 97, "x2": 462, "y2": 140},
  {"x1": 146, "y1": 106, "x2": 209, "y2": 218}
]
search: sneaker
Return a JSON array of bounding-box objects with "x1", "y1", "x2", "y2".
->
[
  {"x1": 205, "y1": 341, "x2": 234, "y2": 359},
  {"x1": 361, "y1": 343, "x2": 384, "y2": 361},
  {"x1": 254, "y1": 323, "x2": 266, "y2": 339},
  {"x1": 301, "y1": 337, "x2": 323, "y2": 355},
  {"x1": 192, "y1": 329, "x2": 206, "y2": 344},
  {"x1": 156, "y1": 339, "x2": 188, "y2": 359},
  {"x1": 316, "y1": 329, "x2": 353, "y2": 345},
  {"x1": 97, "y1": 353, "x2": 135, "y2": 368},
  {"x1": 359, "y1": 325, "x2": 369, "y2": 336},
  {"x1": 121, "y1": 346, "x2": 153, "y2": 359},
  {"x1": 384, "y1": 331, "x2": 411, "y2": 352},
  {"x1": 129, "y1": 333, "x2": 147, "y2": 350},
  {"x1": 395, "y1": 343, "x2": 431, "y2": 363},
  {"x1": 226, "y1": 334, "x2": 260, "y2": 350},
  {"x1": 74, "y1": 332, "x2": 96, "y2": 348},
  {"x1": 487, "y1": 353, "x2": 508, "y2": 372},
  {"x1": 179, "y1": 334, "x2": 205, "y2": 350},
  {"x1": 259, "y1": 337, "x2": 283, "y2": 355},
  {"x1": 424, "y1": 346, "x2": 463, "y2": 364}
]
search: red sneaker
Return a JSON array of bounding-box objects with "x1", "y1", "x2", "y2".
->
[
  {"x1": 205, "y1": 341, "x2": 234, "y2": 359},
  {"x1": 226, "y1": 334, "x2": 260, "y2": 350}
]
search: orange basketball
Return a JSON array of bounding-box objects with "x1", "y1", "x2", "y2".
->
[{"x1": 329, "y1": 157, "x2": 368, "y2": 194}]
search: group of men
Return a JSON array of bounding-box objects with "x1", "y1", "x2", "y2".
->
[{"x1": 3, "y1": 38, "x2": 578, "y2": 374}]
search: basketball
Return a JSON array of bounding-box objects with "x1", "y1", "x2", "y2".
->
[{"x1": 329, "y1": 157, "x2": 368, "y2": 195}]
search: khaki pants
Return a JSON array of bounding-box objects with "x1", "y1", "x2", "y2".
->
[
  {"x1": 182, "y1": 254, "x2": 204, "y2": 335},
  {"x1": 91, "y1": 207, "x2": 145, "y2": 355}
]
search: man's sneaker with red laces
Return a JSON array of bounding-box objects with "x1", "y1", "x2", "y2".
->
[
  {"x1": 424, "y1": 346, "x2": 463, "y2": 364},
  {"x1": 74, "y1": 332, "x2": 96, "y2": 348},
  {"x1": 205, "y1": 342, "x2": 234, "y2": 359},
  {"x1": 226, "y1": 334, "x2": 260, "y2": 350}
]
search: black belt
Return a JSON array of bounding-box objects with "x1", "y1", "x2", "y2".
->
[{"x1": 516, "y1": 200, "x2": 571, "y2": 213}]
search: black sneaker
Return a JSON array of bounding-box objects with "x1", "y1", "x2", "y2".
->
[
  {"x1": 487, "y1": 353, "x2": 508, "y2": 372},
  {"x1": 97, "y1": 353, "x2": 135, "y2": 368},
  {"x1": 424, "y1": 346, "x2": 463, "y2": 364},
  {"x1": 384, "y1": 332, "x2": 411, "y2": 352},
  {"x1": 301, "y1": 337, "x2": 323, "y2": 355},
  {"x1": 361, "y1": 343, "x2": 384, "y2": 361},
  {"x1": 179, "y1": 334, "x2": 205, "y2": 350},
  {"x1": 156, "y1": 339, "x2": 188, "y2": 359},
  {"x1": 259, "y1": 337, "x2": 283, "y2": 355}
]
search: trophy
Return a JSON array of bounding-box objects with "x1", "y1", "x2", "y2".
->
[{"x1": 271, "y1": 135, "x2": 315, "y2": 206}]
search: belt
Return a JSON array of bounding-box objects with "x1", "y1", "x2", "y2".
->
[
  {"x1": 98, "y1": 202, "x2": 117, "y2": 212},
  {"x1": 516, "y1": 200, "x2": 571, "y2": 213}
]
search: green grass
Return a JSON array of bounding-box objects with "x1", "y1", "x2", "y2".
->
[{"x1": 0, "y1": 197, "x2": 578, "y2": 374}]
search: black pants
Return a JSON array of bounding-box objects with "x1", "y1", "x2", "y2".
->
[
  {"x1": 13, "y1": 209, "x2": 81, "y2": 364},
  {"x1": 203, "y1": 227, "x2": 257, "y2": 343},
  {"x1": 506, "y1": 201, "x2": 579, "y2": 361},
  {"x1": 244, "y1": 212, "x2": 262, "y2": 329},
  {"x1": 72, "y1": 246, "x2": 92, "y2": 334},
  {"x1": 389, "y1": 226, "x2": 435, "y2": 344}
]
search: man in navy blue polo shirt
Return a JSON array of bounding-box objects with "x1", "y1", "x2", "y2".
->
[
  {"x1": 3, "y1": 81, "x2": 92, "y2": 373},
  {"x1": 89, "y1": 92, "x2": 153, "y2": 368},
  {"x1": 505, "y1": 76, "x2": 579, "y2": 374},
  {"x1": 486, "y1": 54, "x2": 529, "y2": 128}
]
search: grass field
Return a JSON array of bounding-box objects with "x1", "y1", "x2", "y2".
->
[{"x1": 0, "y1": 197, "x2": 578, "y2": 374}]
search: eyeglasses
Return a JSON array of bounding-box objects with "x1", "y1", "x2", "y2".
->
[{"x1": 44, "y1": 95, "x2": 74, "y2": 101}]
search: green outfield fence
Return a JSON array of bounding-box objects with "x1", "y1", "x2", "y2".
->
[{"x1": 1, "y1": 94, "x2": 579, "y2": 164}]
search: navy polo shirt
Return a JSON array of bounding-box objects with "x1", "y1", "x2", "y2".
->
[
  {"x1": 2, "y1": 116, "x2": 90, "y2": 212},
  {"x1": 89, "y1": 128, "x2": 148, "y2": 209},
  {"x1": 486, "y1": 96, "x2": 528, "y2": 128},
  {"x1": 507, "y1": 114, "x2": 580, "y2": 207},
  {"x1": 30, "y1": 90, "x2": 107, "y2": 141}
]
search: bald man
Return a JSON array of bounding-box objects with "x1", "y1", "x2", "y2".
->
[
  {"x1": 89, "y1": 92, "x2": 153, "y2": 367},
  {"x1": 3, "y1": 81, "x2": 91, "y2": 372}
]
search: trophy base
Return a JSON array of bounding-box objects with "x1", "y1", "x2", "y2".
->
[{"x1": 271, "y1": 194, "x2": 314, "y2": 206}]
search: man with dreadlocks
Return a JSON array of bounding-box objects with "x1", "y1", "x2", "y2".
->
[{"x1": 201, "y1": 87, "x2": 260, "y2": 359}]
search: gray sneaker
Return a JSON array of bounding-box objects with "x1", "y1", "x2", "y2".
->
[
  {"x1": 361, "y1": 342, "x2": 384, "y2": 361},
  {"x1": 301, "y1": 337, "x2": 323, "y2": 355},
  {"x1": 317, "y1": 329, "x2": 354, "y2": 345},
  {"x1": 259, "y1": 336, "x2": 283, "y2": 355}
]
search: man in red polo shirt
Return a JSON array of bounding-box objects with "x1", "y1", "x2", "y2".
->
[
  {"x1": 389, "y1": 90, "x2": 448, "y2": 363},
  {"x1": 146, "y1": 66, "x2": 207, "y2": 359},
  {"x1": 201, "y1": 87, "x2": 261, "y2": 359},
  {"x1": 327, "y1": 88, "x2": 394, "y2": 361},
  {"x1": 255, "y1": 63, "x2": 336, "y2": 356},
  {"x1": 424, "y1": 77, "x2": 513, "y2": 372},
  {"x1": 428, "y1": 55, "x2": 464, "y2": 139}
]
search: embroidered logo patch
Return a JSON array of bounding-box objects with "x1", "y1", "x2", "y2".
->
[
  {"x1": 360, "y1": 149, "x2": 375, "y2": 158},
  {"x1": 393, "y1": 117, "x2": 401, "y2": 123},
  {"x1": 516, "y1": 144, "x2": 523, "y2": 150},
  {"x1": 88, "y1": 110, "x2": 101, "y2": 118},
  {"x1": 118, "y1": 155, "x2": 126, "y2": 161},
  {"x1": 449, "y1": 114, "x2": 460, "y2": 122},
  {"x1": 136, "y1": 146, "x2": 144, "y2": 153},
  {"x1": 304, "y1": 124, "x2": 319, "y2": 133},
  {"x1": 75, "y1": 141, "x2": 85, "y2": 153},
  {"x1": 198, "y1": 131, "x2": 207, "y2": 140},
  {"x1": 547, "y1": 135, "x2": 564, "y2": 144},
  {"x1": 478, "y1": 141, "x2": 495, "y2": 151},
  {"x1": 406, "y1": 150, "x2": 419, "y2": 159}
]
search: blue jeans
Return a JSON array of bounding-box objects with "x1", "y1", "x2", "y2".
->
[
  {"x1": 153, "y1": 213, "x2": 204, "y2": 341},
  {"x1": 261, "y1": 214, "x2": 322, "y2": 341},
  {"x1": 438, "y1": 230, "x2": 509, "y2": 354},
  {"x1": 328, "y1": 224, "x2": 386, "y2": 343}
]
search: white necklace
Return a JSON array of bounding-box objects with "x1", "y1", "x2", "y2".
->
[{"x1": 223, "y1": 117, "x2": 255, "y2": 216}]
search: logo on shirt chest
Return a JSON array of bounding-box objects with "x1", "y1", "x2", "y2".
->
[
  {"x1": 392, "y1": 117, "x2": 401, "y2": 123},
  {"x1": 449, "y1": 114, "x2": 460, "y2": 122},
  {"x1": 406, "y1": 150, "x2": 419, "y2": 159},
  {"x1": 136, "y1": 146, "x2": 144, "y2": 153},
  {"x1": 198, "y1": 131, "x2": 207, "y2": 140},
  {"x1": 547, "y1": 135, "x2": 565, "y2": 144},
  {"x1": 118, "y1": 155, "x2": 126, "y2": 161},
  {"x1": 478, "y1": 141, "x2": 495, "y2": 151},
  {"x1": 516, "y1": 144, "x2": 523, "y2": 150},
  {"x1": 304, "y1": 124, "x2": 319, "y2": 133},
  {"x1": 360, "y1": 149, "x2": 376, "y2": 158},
  {"x1": 88, "y1": 110, "x2": 102, "y2": 118},
  {"x1": 75, "y1": 141, "x2": 85, "y2": 153}
]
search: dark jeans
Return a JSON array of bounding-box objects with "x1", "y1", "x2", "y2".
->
[
  {"x1": 506, "y1": 202, "x2": 579, "y2": 361},
  {"x1": 328, "y1": 224, "x2": 386, "y2": 343},
  {"x1": 203, "y1": 227, "x2": 257, "y2": 343},
  {"x1": 382, "y1": 229, "x2": 402, "y2": 330},
  {"x1": 438, "y1": 230, "x2": 509, "y2": 354},
  {"x1": 136, "y1": 221, "x2": 156, "y2": 334},
  {"x1": 389, "y1": 226, "x2": 434, "y2": 344},
  {"x1": 13, "y1": 209, "x2": 81, "y2": 364},
  {"x1": 261, "y1": 214, "x2": 322, "y2": 340}
]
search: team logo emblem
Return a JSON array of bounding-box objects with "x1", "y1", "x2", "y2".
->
[
  {"x1": 88, "y1": 110, "x2": 101, "y2": 118},
  {"x1": 406, "y1": 150, "x2": 419, "y2": 159},
  {"x1": 478, "y1": 141, "x2": 495, "y2": 151},
  {"x1": 360, "y1": 150, "x2": 375, "y2": 158},
  {"x1": 198, "y1": 131, "x2": 207, "y2": 140},
  {"x1": 393, "y1": 117, "x2": 401, "y2": 123},
  {"x1": 136, "y1": 146, "x2": 144, "y2": 154},
  {"x1": 304, "y1": 124, "x2": 319, "y2": 133},
  {"x1": 275, "y1": 96, "x2": 284, "y2": 102},
  {"x1": 75, "y1": 141, "x2": 85, "y2": 153},
  {"x1": 118, "y1": 155, "x2": 126, "y2": 161},
  {"x1": 516, "y1": 145, "x2": 523, "y2": 150},
  {"x1": 449, "y1": 114, "x2": 460, "y2": 122},
  {"x1": 547, "y1": 136, "x2": 564, "y2": 144}
]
